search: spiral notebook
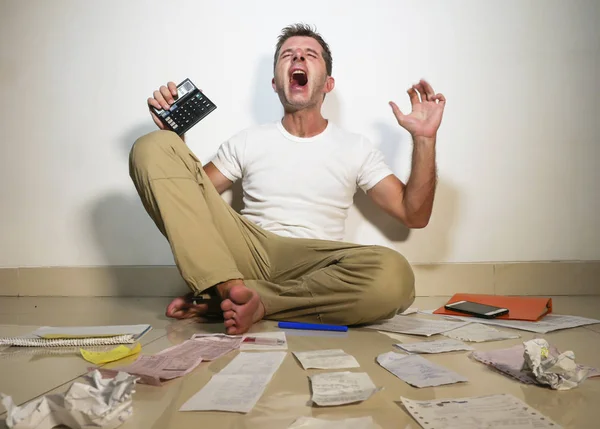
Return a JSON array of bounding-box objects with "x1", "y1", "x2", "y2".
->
[{"x1": 0, "y1": 324, "x2": 152, "y2": 347}]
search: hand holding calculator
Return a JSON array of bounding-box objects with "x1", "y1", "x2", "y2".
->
[{"x1": 148, "y1": 78, "x2": 217, "y2": 135}]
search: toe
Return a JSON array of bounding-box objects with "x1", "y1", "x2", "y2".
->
[
  {"x1": 221, "y1": 299, "x2": 234, "y2": 311},
  {"x1": 224, "y1": 319, "x2": 236, "y2": 328},
  {"x1": 223, "y1": 310, "x2": 235, "y2": 320}
]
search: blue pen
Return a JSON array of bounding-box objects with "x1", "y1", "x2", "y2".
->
[{"x1": 278, "y1": 321, "x2": 348, "y2": 332}]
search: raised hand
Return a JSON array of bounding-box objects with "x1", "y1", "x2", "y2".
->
[
  {"x1": 147, "y1": 82, "x2": 178, "y2": 129},
  {"x1": 389, "y1": 79, "x2": 446, "y2": 139}
]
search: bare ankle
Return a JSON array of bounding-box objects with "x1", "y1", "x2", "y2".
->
[{"x1": 215, "y1": 279, "x2": 245, "y2": 298}]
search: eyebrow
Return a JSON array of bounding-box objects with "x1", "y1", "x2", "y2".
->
[{"x1": 279, "y1": 48, "x2": 321, "y2": 57}]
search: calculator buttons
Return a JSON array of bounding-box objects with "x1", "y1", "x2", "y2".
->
[{"x1": 160, "y1": 81, "x2": 216, "y2": 135}]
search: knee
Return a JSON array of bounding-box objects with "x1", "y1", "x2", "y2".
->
[
  {"x1": 129, "y1": 129, "x2": 182, "y2": 172},
  {"x1": 359, "y1": 246, "x2": 415, "y2": 323}
]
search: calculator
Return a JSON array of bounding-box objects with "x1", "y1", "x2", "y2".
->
[{"x1": 151, "y1": 78, "x2": 217, "y2": 135}]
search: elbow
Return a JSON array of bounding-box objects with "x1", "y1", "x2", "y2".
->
[
  {"x1": 407, "y1": 220, "x2": 429, "y2": 229},
  {"x1": 403, "y1": 215, "x2": 430, "y2": 229}
]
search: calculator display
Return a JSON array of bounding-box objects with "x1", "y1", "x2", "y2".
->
[{"x1": 152, "y1": 78, "x2": 217, "y2": 135}]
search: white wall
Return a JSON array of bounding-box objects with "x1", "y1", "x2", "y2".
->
[{"x1": 0, "y1": 0, "x2": 598, "y2": 267}]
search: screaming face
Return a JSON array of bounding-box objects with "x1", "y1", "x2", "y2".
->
[
  {"x1": 272, "y1": 36, "x2": 334, "y2": 112},
  {"x1": 290, "y1": 69, "x2": 308, "y2": 88}
]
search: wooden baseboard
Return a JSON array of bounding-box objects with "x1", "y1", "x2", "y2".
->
[{"x1": 0, "y1": 262, "x2": 598, "y2": 297}]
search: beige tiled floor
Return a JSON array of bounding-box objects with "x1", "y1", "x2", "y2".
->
[{"x1": 1, "y1": 296, "x2": 599, "y2": 429}]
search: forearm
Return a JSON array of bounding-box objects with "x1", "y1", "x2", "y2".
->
[{"x1": 402, "y1": 136, "x2": 437, "y2": 227}]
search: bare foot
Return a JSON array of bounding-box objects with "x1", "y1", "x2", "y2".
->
[
  {"x1": 219, "y1": 281, "x2": 265, "y2": 335},
  {"x1": 165, "y1": 292, "x2": 221, "y2": 319}
]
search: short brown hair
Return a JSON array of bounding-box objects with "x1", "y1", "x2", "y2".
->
[{"x1": 273, "y1": 23, "x2": 333, "y2": 76}]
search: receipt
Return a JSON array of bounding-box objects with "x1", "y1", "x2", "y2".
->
[
  {"x1": 288, "y1": 416, "x2": 381, "y2": 429},
  {"x1": 99, "y1": 339, "x2": 204, "y2": 385},
  {"x1": 442, "y1": 323, "x2": 520, "y2": 342},
  {"x1": 180, "y1": 351, "x2": 286, "y2": 413},
  {"x1": 190, "y1": 334, "x2": 241, "y2": 360},
  {"x1": 1, "y1": 370, "x2": 136, "y2": 429},
  {"x1": 401, "y1": 393, "x2": 563, "y2": 429},
  {"x1": 394, "y1": 339, "x2": 473, "y2": 354},
  {"x1": 377, "y1": 351, "x2": 467, "y2": 387},
  {"x1": 309, "y1": 372, "x2": 379, "y2": 406},
  {"x1": 293, "y1": 349, "x2": 360, "y2": 369},
  {"x1": 240, "y1": 331, "x2": 287, "y2": 351},
  {"x1": 365, "y1": 315, "x2": 470, "y2": 336}
]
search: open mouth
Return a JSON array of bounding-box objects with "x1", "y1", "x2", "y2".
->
[{"x1": 290, "y1": 70, "x2": 308, "y2": 87}]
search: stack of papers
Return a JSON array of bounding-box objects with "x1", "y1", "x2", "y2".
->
[
  {"x1": 364, "y1": 315, "x2": 470, "y2": 337},
  {"x1": 439, "y1": 314, "x2": 600, "y2": 334},
  {"x1": 180, "y1": 351, "x2": 286, "y2": 413},
  {"x1": 293, "y1": 349, "x2": 360, "y2": 369},
  {"x1": 401, "y1": 393, "x2": 563, "y2": 429},
  {"x1": 377, "y1": 351, "x2": 467, "y2": 388}
]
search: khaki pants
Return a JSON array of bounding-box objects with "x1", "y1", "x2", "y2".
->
[{"x1": 129, "y1": 130, "x2": 415, "y2": 325}]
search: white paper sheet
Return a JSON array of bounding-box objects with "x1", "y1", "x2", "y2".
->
[
  {"x1": 400, "y1": 307, "x2": 418, "y2": 315},
  {"x1": 240, "y1": 331, "x2": 288, "y2": 351},
  {"x1": 179, "y1": 351, "x2": 286, "y2": 413},
  {"x1": 287, "y1": 416, "x2": 381, "y2": 429},
  {"x1": 439, "y1": 314, "x2": 600, "y2": 334},
  {"x1": 394, "y1": 339, "x2": 473, "y2": 354},
  {"x1": 293, "y1": 349, "x2": 360, "y2": 369},
  {"x1": 401, "y1": 393, "x2": 563, "y2": 429},
  {"x1": 377, "y1": 351, "x2": 467, "y2": 388},
  {"x1": 442, "y1": 323, "x2": 520, "y2": 342},
  {"x1": 365, "y1": 315, "x2": 470, "y2": 336},
  {"x1": 309, "y1": 372, "x2": 378, "y2": 406},
  {"x1": 219, "y1": 350, "x2": 287, "y2": 376},
  {"x1": 1, "y1": 370, "x2": 136, "y2": 429}
]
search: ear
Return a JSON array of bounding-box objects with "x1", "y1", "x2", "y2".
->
[
  {"x1": 271, "y1": 77, "x2": 276, "y2": 92},
  {"x1": 324, "y1": 76, "x2": 335, "y2": 94}
]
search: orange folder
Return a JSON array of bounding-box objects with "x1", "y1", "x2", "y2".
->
[{"x1": 433, "y1": 293, "x2": 552, "y2": 321}]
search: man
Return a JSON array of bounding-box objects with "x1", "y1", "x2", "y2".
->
[{"x1": 130, "y1": 24, "x2": 446, "y2": 335}]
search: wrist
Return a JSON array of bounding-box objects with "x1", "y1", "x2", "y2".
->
[{"x1": 413, "y1": 135, "x2": 436, "y2": 146}]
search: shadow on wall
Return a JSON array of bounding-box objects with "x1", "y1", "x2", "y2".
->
[
  {"x1": 349, "y1": 121, "x2": 412, "y2": 242},
  {"x1": 87, "y1": 123, "x2": 188, "y2": 300},
  {"x1": 408, "y1": 177, "x2": 460, "y2": 265},
  {"x1": 349, "y1": 120, "x2": 460, "y2": 265}
]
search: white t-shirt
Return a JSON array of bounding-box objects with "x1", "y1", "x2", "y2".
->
[{"x1": 211, "y1": 120, "x2": 393, "y2": 241}]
